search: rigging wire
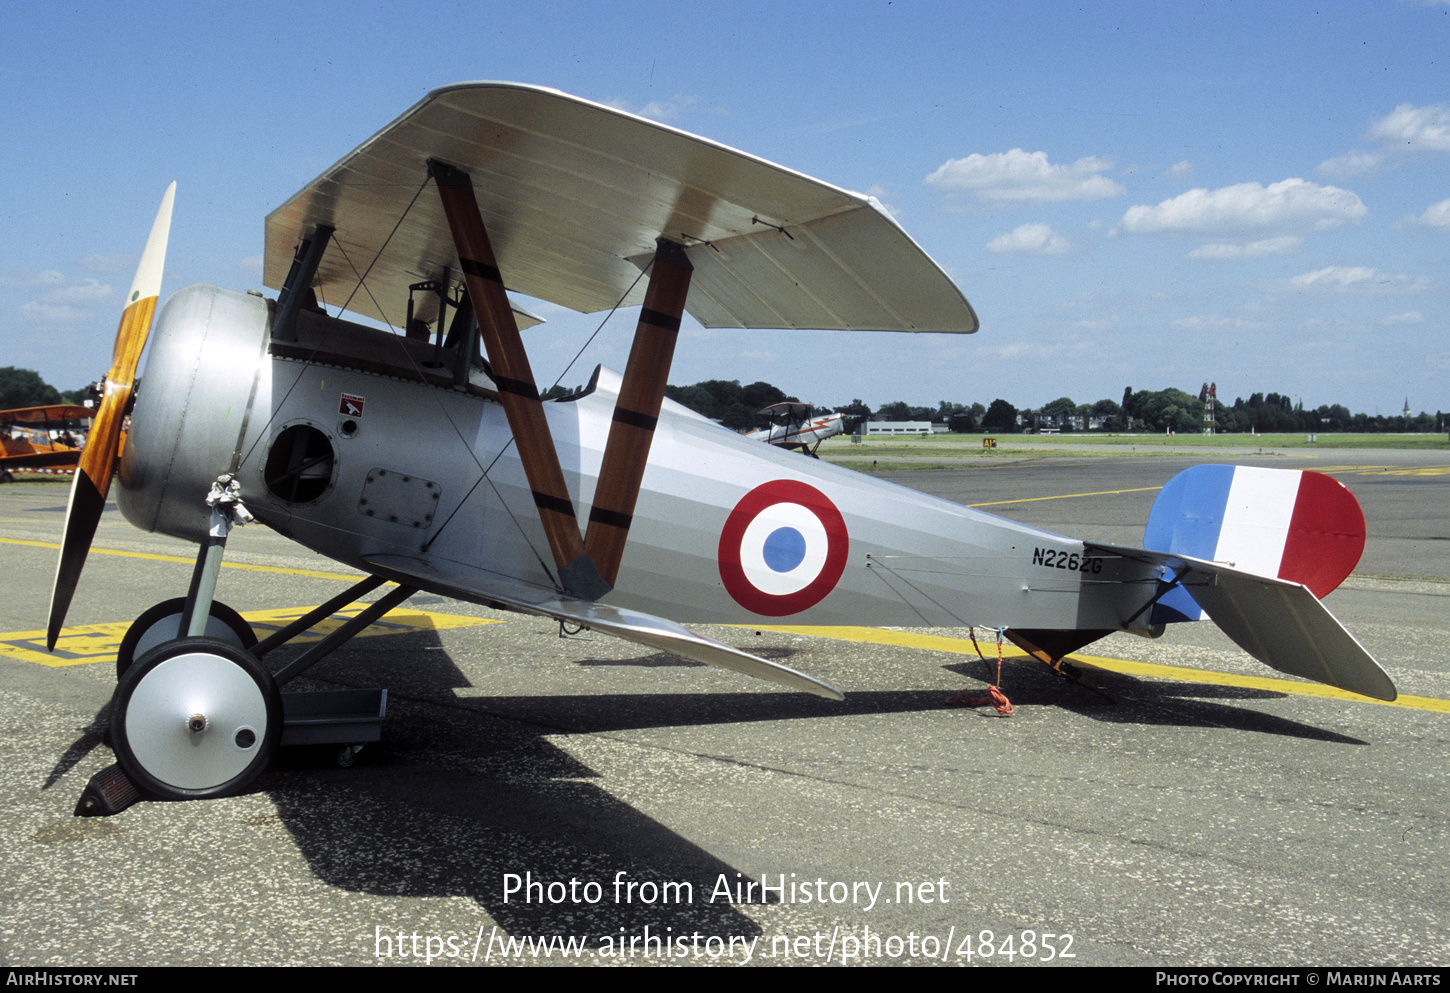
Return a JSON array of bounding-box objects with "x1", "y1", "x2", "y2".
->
[
  {"x1": 426, "y1": 255, "x2": 658, "y2": 565},
  {"x1": 547, "y1": 259, "x2": 650, "y2": 394}
]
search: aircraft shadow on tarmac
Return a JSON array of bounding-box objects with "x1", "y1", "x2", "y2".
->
[
  {"x1": 41, "y1": 619, "x2": 1361, "y2": 938},
  {"x1": 940, "y1": 660, "x2": 1367, "y2": 744},
  {"x1": 38, "y1": 626, "x2": 822, "y2": 940}
]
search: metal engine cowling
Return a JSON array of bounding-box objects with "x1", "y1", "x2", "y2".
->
[{"x1": 118, "y1": 285, "x2": 272, "y2": 543}]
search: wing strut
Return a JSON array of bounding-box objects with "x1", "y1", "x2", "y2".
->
[
  {"x1": 582, "y1": 238, "x2": 692, "y2": 588},
  {"x1": 430, "y1": 160, "x2": 588, "y2": 583},
  {"x1": 273, "y1": 225, "x2": 333, "y2": 343},
  {"x1": 431, "y1": 160, "x2": 696, "y2": 602}
]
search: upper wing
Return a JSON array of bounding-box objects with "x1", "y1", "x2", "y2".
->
[
  {"x1": 0, "y1": 405, "x2": 94, "y2": 425},
  {"x1": 265, "y1": 82, "x2": 976, "y2": 335}
]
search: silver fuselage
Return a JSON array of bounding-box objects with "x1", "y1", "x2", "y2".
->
[{"x1": 119, "y1": 285, "x2": 1160, "y2": 633}]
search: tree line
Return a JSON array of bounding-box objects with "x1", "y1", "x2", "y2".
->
[
  {"x1": 0, "y1": 367, "x2": 92, "y2": 410},
  {"x1": 664, "y1": 377, "x2": 1447, "y2": 435},
  {"x1": 4, "y1": 366, "x2": 1441, "y2": 435}
]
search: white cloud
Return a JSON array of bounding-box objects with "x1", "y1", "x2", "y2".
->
[
  {"x1": 924, "y1": 149, "x2": 1125, "y2": 204},
  {"x1": 238, "y1": 254, "x2": 265, "y2": 279},
  {"x1": 1289, "y1": 266, "x2": 1430, "y2": 291},
  {"x1": 1167, "y1": 160, "x2": 1193, "y2": 177},
  {"x1": 0, "y1": 268, "x2": 64, "y2": 288},
  {"x1": 1416, "y1": 198, "x2": 1450, "y2": 230},
  {"x1": 1317, "y1": 103, "x2": 1450, "y2": 178},
  {"x1": 20, "y1": 299, "x2": 90, "y2": 323},
  {"x1": 604, "y1": 94, "x2": 696, "y2": 123},
  {"x1": 1291, "y1": 266, "x2": 1378, "y2": 287},
  {"x1": 985, "y1": 223, "x2": 1071, "y2": 255},
  {"x1": 43, "y1": 278, "x2": 111, "y2": 303},
  {"x1": 1071, "y1": 315, "x2": 1119, "y2": 330},
  {"x1": 1171, "y1": 315, "x2": 1269, "y2": 331},
  {"x1": 1368, "y1": 103, "x2": 1450, "y2": 153},
  {"x1": 1187, "y1": 236, "x2": 1302, "y2": 260},
  {"x1": 976, "y1": 340, "x2": 1090, "y2": 361},
  {"x1": 1316, "y1": 151, "x2": 1385, "y2": 180},
  {"x1": 1382, "y1": 311, "x2": 1426, "y2": 325},
  {"x1": 1120, "y1": 179, "x2": 1366, "y2": 235}
]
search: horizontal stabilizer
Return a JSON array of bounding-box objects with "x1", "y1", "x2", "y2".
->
[
  {"x1": 364, "y1": 554, "x2": 843, "y2": 700},
  {"x1": 1089, "y1": 542, "x2": 1395, "y2": 702}
]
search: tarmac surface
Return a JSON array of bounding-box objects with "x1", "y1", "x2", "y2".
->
[{"x1": 2, "y1": 446, "x2": 1448, "y2": 967}]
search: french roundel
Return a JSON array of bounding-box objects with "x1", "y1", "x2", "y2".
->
[{"x1": 718, "y1": 480, "x2": 849, "y2": 616}]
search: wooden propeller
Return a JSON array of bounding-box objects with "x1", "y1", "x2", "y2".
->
[{"x1": 47, "y1": 183, "x2": 175, "y2": 650}]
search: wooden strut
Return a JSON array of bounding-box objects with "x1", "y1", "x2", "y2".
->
[
  {"x1": 430, "y1": 162, "x2": 693, "y2": 600},
  {"x1": 431, "y1": 161, "x2": 587, "y2": 583},
  {"x1": 583, "y1": 239, "x2": 693, "y2": 588}
]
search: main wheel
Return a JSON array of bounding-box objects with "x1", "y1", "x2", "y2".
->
[
  {"x1": 116, "y1": 598, "x2": 257, "y2": 680},
  {"x1": 110, "y1": 638, "x2": 281, "y2": 801}
]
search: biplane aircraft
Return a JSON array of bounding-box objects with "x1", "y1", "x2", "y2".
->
[
  {"x1": 0, "y1": 404, "x2": 90, "y2": 481},
  {"x1": 745, "y1": 402, "x2": 846, "y2": 457},
  {"x1": 47, "y1": 82, "x2": 1394, "y2": 808}
]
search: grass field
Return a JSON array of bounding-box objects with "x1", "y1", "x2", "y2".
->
[
  {"x1": 815, "y1": 431, "x2": 1449, "y2": 469},
  {"x1": 4, "y1": 432, "x2": 1444, "y2": 486},
  {"x1": 998, "y1": 432, "x2": 1449, "y2": 450}
]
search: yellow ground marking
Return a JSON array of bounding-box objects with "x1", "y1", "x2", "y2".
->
[
  {"x1": 0, "y1": 537, "x2": 364, "y2": 582},
  {"x1": 1294, "y1": 464, "x2": 1450, "y2": 478},
  {"x1": 967, "y1": 485, "x2": 1162, "y2": 508},
  {"x1": 753, "y1": 625, "x2": 1450, "y2": 714},
  {"x1": 2, "y1": 605, "x2": 499, "y2": 668},
  {"x1": 1345, "y1": 466, "x2": 1450, "y2": 477},
  {"x1": 957, "y1": 465, "x2": 1450, "y2": 510}
]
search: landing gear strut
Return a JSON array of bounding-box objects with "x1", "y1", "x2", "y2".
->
[
  {"x1": 116, "y1": 597, "x2": 257, "y2": 680},
  {"x1": 96, "y1": 475, "x2": 406, "y2": 811}
]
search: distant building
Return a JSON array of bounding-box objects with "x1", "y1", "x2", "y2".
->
[{"x1": 859, "y1": 421, "x2": 933, "y2": 436}]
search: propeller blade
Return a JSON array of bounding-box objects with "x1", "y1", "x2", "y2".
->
[{"x1": 47, "y1": 183, "x2": 175, "y2": 650}]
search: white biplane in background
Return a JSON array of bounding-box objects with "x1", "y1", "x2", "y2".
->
[
  {"x1": 48, "y1": 83, "x2": 1393, "y2": 811},
  {"x1": 745, "y1": 403, "x2": 846, "y2": 457}
]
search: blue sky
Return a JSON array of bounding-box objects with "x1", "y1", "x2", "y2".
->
[{"x1": 2, "y1": 1, "x2": 1447, "y2": 417}]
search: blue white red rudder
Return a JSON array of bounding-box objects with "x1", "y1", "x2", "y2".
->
[{"x1": 1144, "y1": 466, "x2": 1366, "y2": 624}]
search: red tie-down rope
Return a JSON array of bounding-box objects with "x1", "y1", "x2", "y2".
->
[{"x1": 945, "y1": 627, "x2": 1015, "y2": 716}]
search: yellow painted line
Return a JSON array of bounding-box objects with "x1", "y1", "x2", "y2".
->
[
  {"x1": 2, "y1": 605, "x2": 499, "y2": 668},
  {"x1": 0, "y1": 537, "x2": 364, "y2": 582},
  {"x1": 752, "y1": 625, "x2": 1450, "y2": 714},
  {"x1": 967, "y1": 485, "x2": 1162, "y2": 509},
  {"x1": 751, "y1": 625, "x2": 1035, "y2": 658},
  {"x1": 1315, "y1": 465, "x2": 1450, "y2": 478}
]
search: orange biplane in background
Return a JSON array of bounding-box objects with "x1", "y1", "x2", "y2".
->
[{"x1": 0, "y1": 405, "x2": 91, "y2": 481}]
